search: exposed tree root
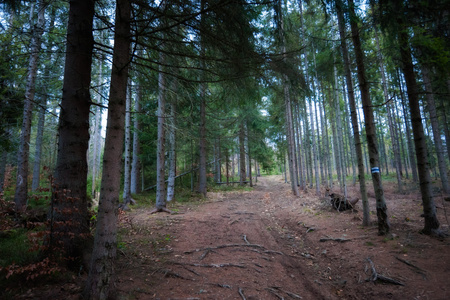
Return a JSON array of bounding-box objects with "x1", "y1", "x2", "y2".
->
[
  {"x1": 266, "y1": 287, "x2": 284, "y2": 299},
  {"x1": 395, "y1": 256, "x2": 427, "y2": 279},
  {"x1": 366, "y1": 258, "x2": 404, "y2": 286},
  {"x1": 150, "y1": 207, "x2": 173, "y2": 214},
  {"x1": 267, "y1": 286, "x2": 303, "y2": 299},
  {"x1": 158, "y1": 268, "x2": 192, "y2": 280},
  {"x1": 184, "y1": 243, "x2": 284, "y2": 256},
  {"x1": 171, "y1": 261, "x2": 245, "y2": 268},
  {"x1": 238, "y1": 287, "x2": 246, "y2": 300},
  {"x1": 319, "y1": 236, "x2": 351, "y2": 243},
  {"x1": 243, "y1": 235, "x2": 250, "y2": 245}
]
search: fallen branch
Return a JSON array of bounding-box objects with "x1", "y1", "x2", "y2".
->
[
  {"x1": 366, "y1": 258, "x2": 404, "y2": 286},
  {"x1": 238, "y1": 287, "x2": 246, "y2": 300}
]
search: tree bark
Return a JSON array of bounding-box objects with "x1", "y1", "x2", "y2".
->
[
  {"x1": 167, "y1": 94, "x2": 177, "y2": 202},
  {"x1": 122, "y1": 80, "x2": 132, "y2": 206},
  {"x1": 198, "y1": 0, "x2": 207, "y2": 196},
  {"x1": 398, "y1": 28, "x2": 440, "y2": 235},
  {"x1": 51, "y1": 0, "x2": 94, "y2": 265},
  {"x1": 421, "y1": 65, "x2": 449, "y2": 194},
  {"x1": 15, "y1": 0, "x2": 47, "y2": 210},
  {"x1": 156, "y1": 51, "x2": 167, "y2": 208},
  {"x1": 91, "y1": 58, "x2": 103, "y2": 198},
  {"x1": 239, "y1": 120, "x2": 246, "y2": 185},
  {"x1": 131, "y1": 78, "x2": 142, "y2": 194},
  {"x1": 83, "y1": 0, "x2": 131, "y2": 298},
  {"x1": 374, "y1": 28, "x2": 403, "y2": 192},
  {"x1": 32, "y1": 5, "x2": 56, "y2": 192},
  {"x1": 349, "y1": 0, "x2": 389, "y2": 234},
  {"x1": 398, "y1": 71, "x2": 418, "y2": 182}
]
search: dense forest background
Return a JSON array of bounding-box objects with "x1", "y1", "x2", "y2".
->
[{"x1": 0, "y1": 0, "x2": 449, "y2": 298}]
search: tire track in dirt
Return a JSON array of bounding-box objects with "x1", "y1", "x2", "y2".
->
[{"x1": 116, "y1": 176, "x2": 335, "y2": 299}]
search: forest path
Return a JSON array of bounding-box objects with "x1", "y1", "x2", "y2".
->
[
  {"x1": 115, "y1": 175, "x2": 450, "y2": 300},
  {"x1": 116, "y1": 175, "x2": 333, "y2": 299}
]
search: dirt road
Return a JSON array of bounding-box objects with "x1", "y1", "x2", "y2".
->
[{"x1": 115, "y1": 175, "x2": 450, "y2": 300}]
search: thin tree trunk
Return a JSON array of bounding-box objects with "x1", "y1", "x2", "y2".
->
[
  {"x1": 239, "y1": 120, "x2": 246, "y2": 185},
  {"x1": 131, "y1": 76, "x2": 142, "y2": 194},
  {"x1": 394, "y1": 99, "x2": 408, "y2": 179},
  {"x1": 122, "y1": 80, "x2": 132, "y2": 206},
  {"x1": 310, "y1": 89, "x2": 320, "y2": 195},
  {"x1": 342, "y1": 82, "x2": 357, "y2": 186},
  {"x1": 277, "y1": 0, "x2": 299, "y2": 195},
  {"x1": 421, "y1": 65, "x2": 450, "y2": 194},
  {"x1": 398, "y1": 70, "x2": 418, "y2": 182},
  {"x1": 349, "y1": 0, "x2": 389, "y2": 234},
  {"x1": 315, "y1": 96, "x2": 325, "y2": 185},
  {"x1": 0, "y1": 151, "x2": 6, "y2": 193},
  {"x1": 374, "y1": 29, "x2": 403, "y2": 192},
  {"x1": 166, "y1": 94, "x2": 177, "y2": 202},
  {"x1": 15, "y1": 0, "x2": 47, "y2": 210},
  {"x1": 198, "y1": 0, "x2": 207, "y2": 196},
  {"x1": 83, "y1": 0, "x2": 131, "y2": 297},
  {"x1": 156, "y1": 51, "x2": 167, "y2": 208},
  {"x1": 91, "y1": 58, "x2": 103, "y2": 198},
  {"x1": 32, "y1": 6, "x2": 56, "y2": 192},
  {"x1": 440, "y1": 93, "x2": 450, "y2": 160},
  {"x1": 323, "y1": 94, "x2": 333, "y2": 188},
  {"x1": 294, "y1": 104, "x2": 305, "y2": 189}
]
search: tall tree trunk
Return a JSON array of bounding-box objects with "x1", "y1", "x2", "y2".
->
[
  {"x1": 394, "y1": 99, "x2": 408, "y2": 179},
  {"x1": 91, "y1": 58, "x2": 103, "y2": 198},
  {"x1": 421, "y1": 65, "x2": 450, "y2": 194},
  {"x1": 122, "y1": 80, "x2": 132, "y2": 207},
  {"x1": 374, "y1": 29, "x2": 403, "y2": 192},
  {"x1": 349, "y1": 0, "x2": 389, "y2": 234},
  {"x1": 342, "y1": 82, "x2": 357, "y2": 186},
  {"x1": 198, "y1": 0, "x2": 207, "y2": 196},
  {"x1": 315, "y1": 97, "x2": 325, "y2": 185},
  {"x1": 333, "y1": 64, "x2": 346, "y2": 195},
  {"x1": 294, "y1": 104, "x2": 305, "y2": 189},
  {"x1": 131, "y1": 78, "x2": 142, "y2": 194},
  {"x1": 323, "y1": 94, "x2": 333, "y2": 188},
  {"x1": 15, "y1": 0, "x2": 47, "y2": 210},
  {"x1": 0, "y1": 151, "x2": 6, "y2": 193},
  {"x1": 239, "y1": 120, "x2": 246, "y2": 185},
  {"x1": 440, "y1": 93, "x2": 450, "y2": 160},
  {"x1": 83, "y1": 0, "x2": 131, "y2": 297},
  {"x1": 310, "y1": 92, "x2": 320, "y2": 195},
  {"x1": 32, "y1": 6, "x2": 56, "y2": 192},
  {"x1": 32, "y1": 95, "x2": 46, "y2": 192},
  {"x1": 156, "y1": 51, "x2": 167, "y2": 208},
  {"x1": 167, "y1": 97, "x2": 177, "y2": 202},
  {"x1": 51, "y1": 0, "x2": 94, "y2": 266},
  {"x1": 398, "y1": 70, "x2": 418, "y2": 182},
  {"x1": 398, "y1": 27, "x2": 440, "y2": 235}
]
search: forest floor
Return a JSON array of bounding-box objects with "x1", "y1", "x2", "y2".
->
[{"x1": 13, "y1": 175, "x2": 450, "y2": 299}]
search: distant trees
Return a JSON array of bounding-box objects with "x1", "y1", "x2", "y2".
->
[{"x1": 1, "y1": 1, "x2": 450, "y2": 294}]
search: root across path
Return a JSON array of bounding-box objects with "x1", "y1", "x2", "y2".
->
[{"x1": 115, "y1": 175, "x2": 450, "y2": 300}]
